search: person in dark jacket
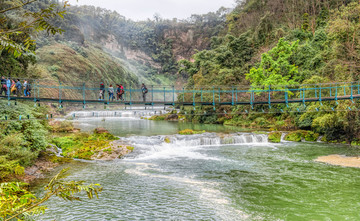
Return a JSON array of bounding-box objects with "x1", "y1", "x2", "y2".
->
[
  {"x1": 25, "y1": 82, "x2": 32, "y2": 97},
  {"x1": 141, "y1": 83, "x2": 148, "y2": 102},
  {"x1": 0, "y1": 76, "x2": 7, "y2": 95},
  {"x1": 15, "y1": 79, "x2": 22, "y2": 97}
]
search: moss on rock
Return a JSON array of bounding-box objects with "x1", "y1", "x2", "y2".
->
[
  {"x1": 179, "y1": 129, "x2": 206, "y2": 135},
  {"x1": 284, "y1": 130, "x2": 319, "y2": 142},
  {"x1": 268, "y1": 132, "x2": 282, "y2": 143},
  {"x1": 52, "y1": 131, "x2": 119, "y2": 160}
]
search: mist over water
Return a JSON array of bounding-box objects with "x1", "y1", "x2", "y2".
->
[{"x1": 38, "y1": 117, "x2": 360, "y2": 220}]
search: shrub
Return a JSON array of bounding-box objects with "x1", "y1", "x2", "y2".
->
[
  {"x1": 50, "y1": 121, "x2": 75, "y2": 133},
  {"x1": 268, "y1": 132, "x2": 282, "y2": 143}
]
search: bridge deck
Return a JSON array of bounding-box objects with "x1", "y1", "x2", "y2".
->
[{"x1": 1, "y1": 94, "x2": 359, "y2": 106}]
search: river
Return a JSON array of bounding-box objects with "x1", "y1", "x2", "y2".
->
[{"x1": 37, "y1": 116, "x2": 360, "y2": 220}]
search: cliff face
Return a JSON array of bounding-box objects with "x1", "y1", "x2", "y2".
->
[{"x1": 164, "y1": 28, "x2": 211, "y2": 61}]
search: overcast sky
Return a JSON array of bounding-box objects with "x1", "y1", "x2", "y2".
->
[{"x1": 68, "y1": 0, "x2": 236, "y2": 21}]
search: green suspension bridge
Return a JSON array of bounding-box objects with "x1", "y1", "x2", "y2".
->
[{"x1": 1, "y1": 80, "x2": 360, "y2": 110}]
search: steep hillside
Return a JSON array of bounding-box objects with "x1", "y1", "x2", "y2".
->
[
  {"x1": 32, "y1": 42, "x2": 138, "y2": 86},
  {"x1": 30, "y1": 3, "x2": 228, "y2": 86},
  {"x1": 179, "y1": 0, "x2": 360, "y2": 143}
]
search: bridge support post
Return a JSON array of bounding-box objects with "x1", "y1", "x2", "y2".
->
[
  {"x1": 351, "y1": 82, "x2": 354, "y2": 103},
  {"x1": 152, "y1": 85, "x2": 154, "y2": 107},
  {"x1": 83, "y1": 83, "x2": 86, "y2": 109},
  {"x1": 182, "y1": 87, "x2": 185, "y2": 104},
  {"x1": 268, "y1": 85, "x2": 271, "y2": 109},
  {"x1": 302, "y1": 87, "x2": 306, "y2": 107},
  {"x1": 319, "y1": 84, "x2": 322, "y2": 105},
  {"x1": 172, "y1": 85, "x2": 175, "y2": 106},
  {"x1": 232, "y1": 86, "x2": 234, "y2": 106},
  {"x1": 164, "y1": 87, "x2": 166, "y2": 104},
  {"x1": 335, "y1": 83, "x2": 338, "y2": 102},
  {"x1": 59, "y1": 82, "x2": 62, "y2": 105},
  {"x1": 285, "y1": 86, "x2": 289, "y2": 108},
  {"x1": 212, "y1": 87, "x2": 215, "y2": 110},
  {"x1": 193, "y1": 88, "x2": 195, "y2": 107},
  {"x1": 130, "y1": 87, "x2": 132, "y2": 106},
  {"x1": 250, "y1": 88, "x2": 254, "y2": 110}
]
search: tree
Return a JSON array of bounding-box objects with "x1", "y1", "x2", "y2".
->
[
  {"x1": 0, "y1": 168, "x2": 102, "y2": 221},
  {"x1": 246, "y1": 38, "x2": 300, "y2": 90},
  {"x1": 0, "y1": 0, "x2": 70, "y2": 58}
]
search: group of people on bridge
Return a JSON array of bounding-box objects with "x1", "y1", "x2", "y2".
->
[
  {"x1": 99, "y1": 83, "x2": 148, "y2": 102},
  {"x1": 0, "y1": 77, "x2": 32, "y2": 97}
]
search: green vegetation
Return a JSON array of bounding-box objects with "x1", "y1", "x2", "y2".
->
[
  {"x1": 126, "y1": 146, "x2": 135, "y2": 151},
  {"x1": 52, "y1": 131, "x2": 119, "y2": 160},
  {"x1": 0, "y1": 0, "x2": 68, "y2": 58},
  {"x1": 50, "y1": 121, "x2": 75, "y2": 133},
  {"x1": 285, "y1": 130, "x2": 319, "y2": 142},
  {"x1": 0, "y1": 168, "x2": 102, "y2": 221},
  {"x1": 0, "y1": 101, "x2": 49, "y2": 181},
  {"x1": 179, "y1": 129, "x2": 206, "y2": 135},
  {"x1": 178, "y1": 0, "x2": 360, "y2": 144},
  {"x1": 268, "y1": 132, "x2": 282, "y2": 143},
  {"x1": 164, "y1": 137, "x2": 171, "y2": 143},
  {"x1": 149, "y1": 115, "x2": 167, "y2": 121}
]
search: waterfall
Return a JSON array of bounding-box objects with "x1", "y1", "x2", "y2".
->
[
  {"x1": 122, "y1": 133, "x2": 269, "y2": 161},
  {"x1": 67, "y1": 110, "x2": 170, "y2": 118}
]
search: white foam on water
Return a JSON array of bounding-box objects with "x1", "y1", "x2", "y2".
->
[
  {"x1": 123, "y1": 133, "x2": 270, "y2": 161},
  {"x1": 125, "y1": 163, "x2": 250, "y2": 220},
  {"x1": 68, "y1": 110, "x2": 170, "y2": 119}
]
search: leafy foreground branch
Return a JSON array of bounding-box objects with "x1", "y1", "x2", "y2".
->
[{"x1": 0, "y1": 168, "x2": 102, "y2": 221}]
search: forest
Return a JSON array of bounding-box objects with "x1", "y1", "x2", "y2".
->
[{"x1": 179, "y1": 0, "x2": 360, "y2": 143}]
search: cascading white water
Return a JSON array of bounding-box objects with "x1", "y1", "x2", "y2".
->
[
  {"x1": 67, "y1": 110, "x2": 170, "y2": 118},
  {"x1": 122, "y1": 133, "x2": 269, "y2": 161}
]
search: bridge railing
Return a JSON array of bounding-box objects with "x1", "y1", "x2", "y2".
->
[{"x1": 1, "y1": 79, "x2": 360, "y2": 106}]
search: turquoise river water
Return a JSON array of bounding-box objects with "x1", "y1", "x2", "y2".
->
[{"x1": 37, "y1": 116, "x2": 360, "y2": 220}]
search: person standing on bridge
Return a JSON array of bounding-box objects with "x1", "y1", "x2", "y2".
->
[
  {"x1": 141, "y1": 83, "x2": 148, "y2": 102},
  {"x1": 0, "y1": 76, "x2": 7, "y2": 96},
  {"x1": 6, "y1": 77, "x2": 11, "y2": 96},
  {"x1": 108, "y1": 84, "x2": 114, "y2": 102},
  {"x1": 23, "y1": 80, "x2": 28, "y2": 96},
  {"x1": 119, "y1": 84, "x2": 124, "y2": 101},
  {"x1": 16, "y1": 79, "x2": 22, "y2": 97},
  {"x1": 116, "y1": 84, "x2": 123, "y2": 101},
  {"x1": 25, "y1": 82, "x2": 31, "y2": 97},
  {"x1": 10, "y1": 79, "x2": 16, "y2": 95},
  {"x1": 99, "y1": 83, "x2": 105, "y2": 100}
]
